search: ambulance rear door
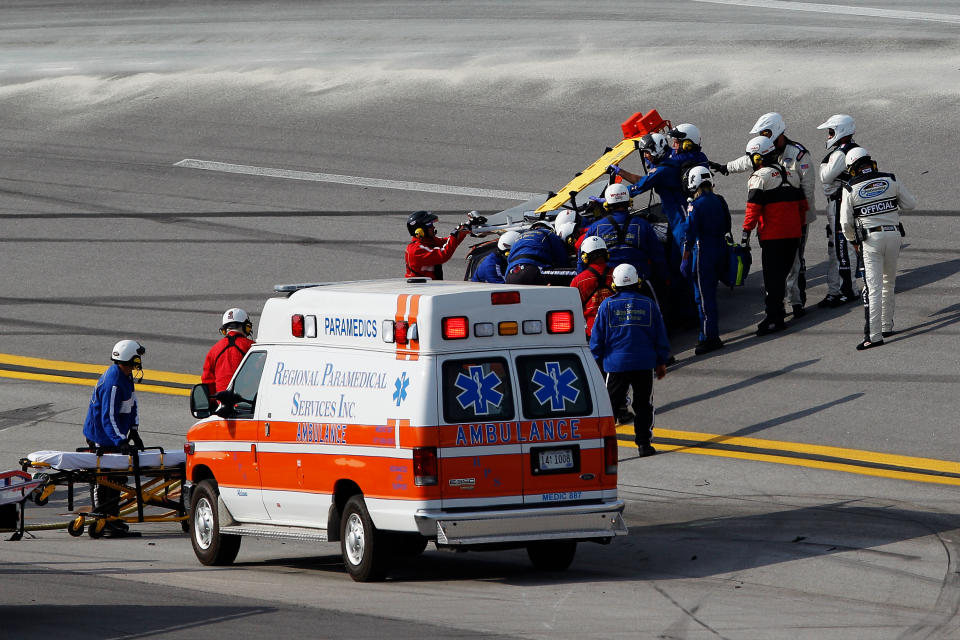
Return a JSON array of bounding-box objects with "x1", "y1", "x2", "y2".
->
[
  {"x1": 511, "y1": 347, "x2": 611, "y2": 506},
  {"x1": 437, "y1": 354, "x2": 524, "y2": 509}
]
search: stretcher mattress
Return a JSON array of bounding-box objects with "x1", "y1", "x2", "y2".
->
[{"x1": 27, "y1": 450, "x2": 186, "y2": 470}]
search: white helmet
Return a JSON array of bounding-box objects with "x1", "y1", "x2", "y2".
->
[
  {"x1": 221, "y1": 307, "x2": 253, "y2": 336},
  {"x1": 497, "y1": 230, "x2": 520, "y2": 253},
  {"x1": 746, "y1": 135, "x2": 777, "y2": 166},
  {"x1": 750, "y1": 112, "x2": 785, "y2": 140},
  {"x1": 556, "y1": 221, "x2": 577, "y2": 243},
  {"x1": 817, "y1": 114, "x2": 855, "y2": 149},
  {"x1": 112, "y1": 339, "x2": 144, "y2": 365},
  {"x1": 669, "y1": 123, "x2": 702, "y2": 149},
  {"x1": 639, "y1": 132, "x2": 670, "y2": 162},
  {"x1": 612, "y1": 263, "x2": 639, "y2": 288},
  {"x1": 580, "y1": 235, "x2": 608, "y2": 263},
  {"x1": 553, "y1": 209, "x2": 577, "y2": 233},
  {"x1": 687, "y1": 165, "x2": 713, "y2": 192},
  {"x1": 580, "y1": 235, "x2": 607, "y2": 255},
  {"x1": 604, "y1": 182, "x2": 631, "y2": 207},
  {"x1": 844, "y1": 147, "x2": 870, "y2": 168}
]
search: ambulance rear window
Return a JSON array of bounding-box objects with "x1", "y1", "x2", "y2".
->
[
  {"x1": 441, "y1": 357, "x2": 514, "y2": 424},
  {"x1": 515, "y1": 354, "x2": 592, "y2": 419}
]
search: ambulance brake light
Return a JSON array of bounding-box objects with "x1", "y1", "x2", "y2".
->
[
  {"x1": 291, "y1": 314, "x2": 305, "y2": 338},
  {"x1": 413, "y1": 447, "x2": 438, "y2": 486},
  {"x1": 491, "y1": 291, "x2": 521, "y2": 305},
  {"x1": 184, "y1": 442, "x2": 195, "y2": 456},
  {"x1": 394, "y1": 321, "x2": 409, "y2": 345},
  {"x1": 604, "y1": 436, "x2": 618, "y2": 475},
  {"x1": 442, "y1": 316, "x2": 468, "y2": 339},
  {"x1": 546, "y1": 310, "x2": 575, "y2": 334}
]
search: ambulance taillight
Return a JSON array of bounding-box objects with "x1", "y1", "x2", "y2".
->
[
  {"x1": 491, "y1": 291, "x2": 521, "y2": 305},
  {"x1": 413, "y1": 447, "x2": 438, "y2": 486},
  {"x1": 291, "y1": 314, "x2": 305, "y2": 338},
  {"x1": 184, "y1": 442, "x2": 195, "y2": 456},
  {"x1": 394, "y1": 320, "x2": 409, "y2": 345},
  {"x1": 546, "y1": 310, "x2": 575, "y2": 334},
  {"x1": 442, "y1": 316, "x2": 469, "y2": 340},
  {"x1": 603, "y1": 436, "x2": 618, "y2": 475}
]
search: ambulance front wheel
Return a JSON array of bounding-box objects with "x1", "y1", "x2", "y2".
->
[
  {"x1": 190, "y1": 480, "x2": 241, "y2": 566},
  {"x1": 526, "y1": 540, "x2": 577, "y2": 572},
  {"x1": 340, "y1": 495, "x2": 389, "y2": 582}
]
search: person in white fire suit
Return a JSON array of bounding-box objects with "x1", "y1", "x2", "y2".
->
[
  {"x1": 839, "y1": 148, "x2": 917, "y2": 350},
  {"x1": 817, "y1": 114, "x2": 861, "y2": 307}
]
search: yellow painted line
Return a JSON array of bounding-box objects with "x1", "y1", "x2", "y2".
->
[
  {"x1": 645, "y1": 426, "x2": 960, "y2": 475},
  {"x1": 0, "y1": 353, "x2": 200, "y2": 385},
  {"x1": 619, "y1": 439, "x2": 960, "y2": 487},
  {"x1": 618, "y1": 427, "x2": 960, "y2": 486},
  {"x1": 0, "y1": 369, "x2": 190, "y2": 396}
]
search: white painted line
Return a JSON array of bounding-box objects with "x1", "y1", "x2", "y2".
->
[
  {"x1": 691, "y1": 0, "x2": 960, "y2": 24},
  {"x1": 174, "y1": 159, "x2": 541, "y2": 201}
]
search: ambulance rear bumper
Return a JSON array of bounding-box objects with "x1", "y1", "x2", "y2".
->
[{"x1": 415, "y1": 500, "x2": 628, "y2": 545}]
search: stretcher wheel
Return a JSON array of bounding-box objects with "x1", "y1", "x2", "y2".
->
[
  {"x1": 190, "y1": 480, "x2": 240, "y2": 565},
  {"x1": 32, "y1": 474, "x2": 51, "y2": 505},
  {"x1": 88, "y1": 518, "x2": 106, "y2": 539},
  {"x1": 340, "y1": 495, "x2": 390, "y2": 582},
  {"x1": 68, "y1": 515, "x2": 85, "y2": 537},
  {"x1": 526, "y1": 540, "x2": 577, "y2": 572}
]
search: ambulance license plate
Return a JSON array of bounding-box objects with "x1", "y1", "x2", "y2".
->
[
  {"x1": 530, "y1": 445, "x2": 580, "y2": 475},
  {"x1": 539, "y1": 449, "x2": 573, "y2": 470}
]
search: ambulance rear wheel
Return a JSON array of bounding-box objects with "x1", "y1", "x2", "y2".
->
[
  {"x1": 340, "y1": 495, "x2": 389, "y2": 582},
  {"x1": 190, "y1": 480, "x2": 241, "y2": 566},
  {"x1": 526, "y1": 540, "x2": 577, "y2": 572},
  {"x1": 67, "y1": 515, "x2": 85, "y2": 537}
]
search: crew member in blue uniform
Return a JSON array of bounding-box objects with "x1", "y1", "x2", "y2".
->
[
  {"x1": 504, "y1": 221, "x2": 569, "y2": 285},
  {"x1": 82, "y1": 339, "x2": 146, "y2": 537},
  {"x1": 590, "y1": 264, "x2": 670, "y2": 457},
  {"x1": 472, "y1": 230, "x2": 520, "y2": 284},
  {"x1": 681, "y1": 166, "x2": 730, "y2": 355}
]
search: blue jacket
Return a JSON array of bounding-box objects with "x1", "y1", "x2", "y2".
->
[
  {"x1": 578, "y1": 210, "x2": 666, "y2": 282},
  {"x1": 82, "y1": 364, "x2": 139, "y2": 447},
  {"x1": 471, "y1": 251, "x2": 507, "y2": 284},
  {"x1": 505, "y1": 225, "x2": 568, "y2": 271},
  {"x1": 683, "y1": 192, "x2": 730, "y2": 255},
  {"x1": 590, "y1": 290, "x2": 671, "y2": 372},
  {"x1": 628, "y1": 151, "x2": 709, "y2": 248}
]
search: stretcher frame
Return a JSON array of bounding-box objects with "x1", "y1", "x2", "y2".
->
[
  {"x1": 0, "y1": 470, "x2": 46, "y2": 541},
  {"x1": 20, "y1": 446, "x2": 188, "y2": 538}
]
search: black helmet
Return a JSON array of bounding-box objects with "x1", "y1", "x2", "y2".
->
[{"x1": 407, "y1": 210, "x2": 438, "y2": 237}]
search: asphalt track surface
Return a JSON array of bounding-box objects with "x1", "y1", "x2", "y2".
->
[{"x1": 1, "y1": 2, "x2": 960, "y2": 638}]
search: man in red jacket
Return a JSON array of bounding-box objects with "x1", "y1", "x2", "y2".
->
[
  {"x1": 570, "y1": 236, "x2": 614, "y2": 338},
  {"x1": 201, "y1": 308, "x2": 255, "y2": 395},
  {"x1": 740, "y1": 136, "x2": 806, "y2": 336},
  {"x1": 405, "y1": 210, "x2": 471, "y2": 280}
]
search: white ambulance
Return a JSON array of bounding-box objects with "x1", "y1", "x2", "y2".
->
[{"x1": 185, "y1": 279, "x2": 626, "y2": 581}]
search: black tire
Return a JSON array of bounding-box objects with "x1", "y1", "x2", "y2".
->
[
  {"x1": 526, "y1": 540, "x2": 577, "y2": 572},
  {"x1": 88, "y1": 518, "x2": 106, "y2": 539},
  {"x1": 190, "y1": 480, "x2": 241, "y2": 566},
  {"x1": 67, "y1": 515, "x2": 85, "y2": 537},
  {"x1": 340, "y1": 495, "x2": 390, "y2": 582},
  {"x1": 391, "y1": 532, "x2": 429, "y2": 557}
]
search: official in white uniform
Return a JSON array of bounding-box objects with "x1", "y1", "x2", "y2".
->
[{"x1": 839, "y1": 148, "x2": 917, "y2": 350}]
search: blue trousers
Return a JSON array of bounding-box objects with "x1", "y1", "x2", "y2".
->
[{"x1": 692, "y1": 245, "x2": 723, "y2": 341}]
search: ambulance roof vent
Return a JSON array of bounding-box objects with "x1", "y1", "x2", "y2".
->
[{"x1": 273, "y1": 282, "x2": 332, "y2": 295}]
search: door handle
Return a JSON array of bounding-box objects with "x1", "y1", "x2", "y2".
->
[{"x1": 251, "y1": 443, "x2": 257, "y2": 463}]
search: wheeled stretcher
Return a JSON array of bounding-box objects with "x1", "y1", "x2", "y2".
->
[
  {"x1": 1, "y1": 470, "x2": 46, "y2": 540},
  {"x1": 20, "y1": 447, "x2": 188, "y2": 538}
]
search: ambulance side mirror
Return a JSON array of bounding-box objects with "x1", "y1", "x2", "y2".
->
[{"x1": 190, "y1": 384, "x2": 212, "y2": 419}]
